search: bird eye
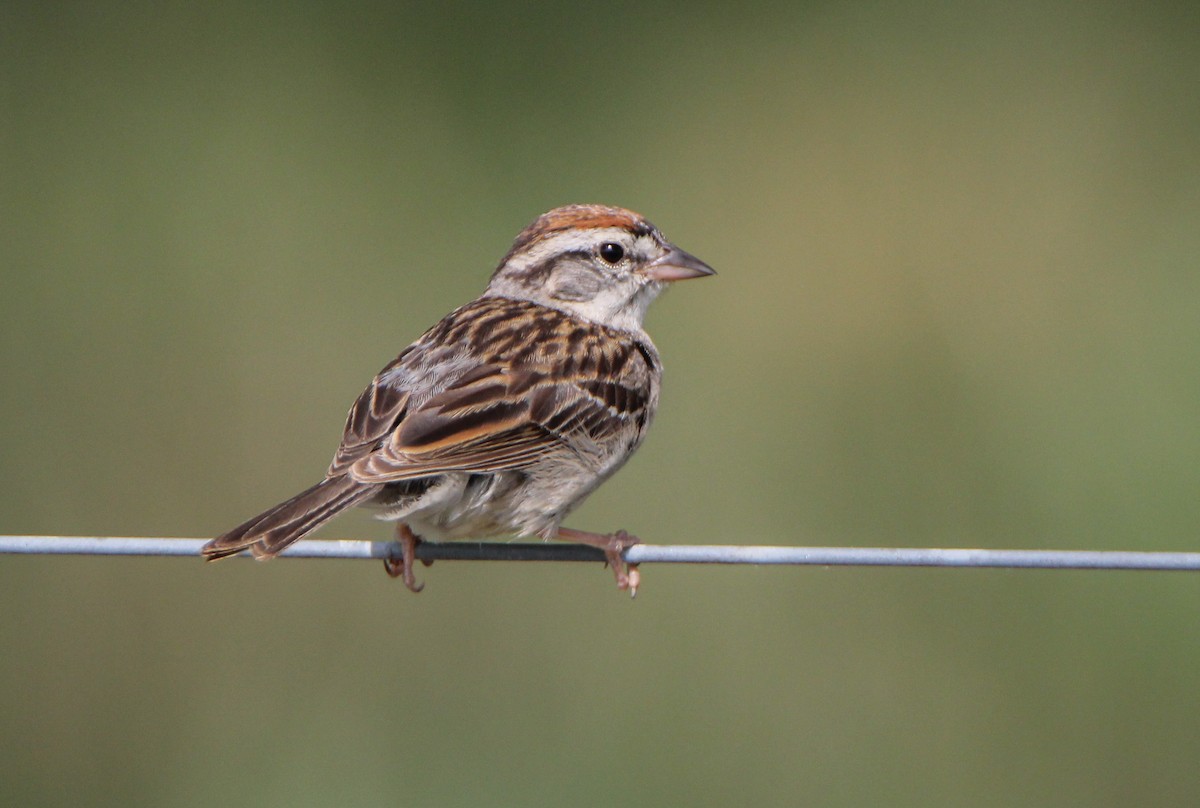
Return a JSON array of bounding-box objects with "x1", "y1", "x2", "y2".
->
[{"x1": 598, "y1": 242, "x2": 625, "y2": 264}]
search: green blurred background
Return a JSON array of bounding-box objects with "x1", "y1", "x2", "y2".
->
[{"x1": 3, "y1": 2, "x2": 1200, "y2": 805}]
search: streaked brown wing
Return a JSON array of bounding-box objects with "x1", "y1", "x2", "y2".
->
[
  {"x1": 328, "y1": 296, "x2": 658, "y2": 485},
  {"x1": 326, "y1": 355, "x2": 412, "y2": 477},
  {"x1": 348, "y1": 354, "x2": 653, "y2": 484},
  {"x1": 348, "y1": 365, "x2": 559, "y2": 482}
]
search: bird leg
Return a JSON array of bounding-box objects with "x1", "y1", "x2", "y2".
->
[
  {"x1": 384, "y1": 523, "x2": 428, "y2": 593},
  {"x1": 556, "y1": 527, "x2": 641, "y2": 596}
]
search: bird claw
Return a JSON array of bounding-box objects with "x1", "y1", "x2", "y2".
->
[
  {"x1": 601, "y1": 529, "x2": 641, "y2": 596},
  {"x1": 385, "y1": 525, "x2": 640, "y2": 596},
  {"x1": 384, "y1": 524, "x2": 427, "y2": 593}
]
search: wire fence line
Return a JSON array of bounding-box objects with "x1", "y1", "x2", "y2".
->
[{"x1": 4, "y1": 535, "x2": 1200, "y2": 570}]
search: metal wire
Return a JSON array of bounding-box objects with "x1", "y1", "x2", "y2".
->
[{"x1": 3, "y1": 535, "x2": 1200, "y2": 570}]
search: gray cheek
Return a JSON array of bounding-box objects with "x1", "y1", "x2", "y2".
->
[{"x1": 551, "y1": 268, "x2": 603, "y2": 302}]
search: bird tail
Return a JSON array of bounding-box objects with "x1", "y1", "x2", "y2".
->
[{"x1": 202, "y1": 476, "x2": 378, "y2": 561}]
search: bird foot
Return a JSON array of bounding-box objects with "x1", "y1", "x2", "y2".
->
[
  {"x1": 558, "y1": 527, "x2": 641, "y2": 597},
  {"x1": 383, "y1": 524, "x2": 429, "y2": 593}
]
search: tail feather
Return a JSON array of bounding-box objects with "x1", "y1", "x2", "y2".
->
[{"x1": 202, "y1": 476, "x2": 378, "y2": 561}]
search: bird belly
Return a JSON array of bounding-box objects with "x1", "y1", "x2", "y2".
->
[
  {"x1": 369, "y1": 471, "x2": 538, "y2": 540},
  {"x1": 365, "y1": 450, "x2": 623, "y2": 541}
]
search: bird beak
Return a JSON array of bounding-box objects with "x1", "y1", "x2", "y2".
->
[{"x1": 640, "y1": 246, "x2": 717, "y2": 283}]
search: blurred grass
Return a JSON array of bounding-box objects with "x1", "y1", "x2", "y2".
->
[{"x1": 3, "y1": 1, "x2": 1200, "y2": 806}]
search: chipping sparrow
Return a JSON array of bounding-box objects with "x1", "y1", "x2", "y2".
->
[{"x1": 202, "y1": 204, "x2": 714, "y2": 594}]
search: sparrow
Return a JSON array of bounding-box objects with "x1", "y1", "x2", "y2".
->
[{"x1": 201, "y1": 204, "x2": 714, "y2": 593}]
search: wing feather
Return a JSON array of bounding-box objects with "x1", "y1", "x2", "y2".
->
[
  {"x1": 325, "y1": 298, "x2": 660, "y2": 485},
  {"x1": 327, "y1": 361, "x2": 412, "y2": 477}
]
